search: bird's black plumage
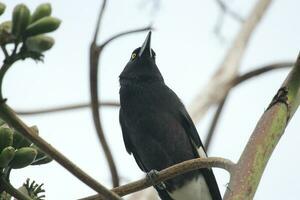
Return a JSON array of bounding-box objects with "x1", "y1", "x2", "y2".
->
[{"x1": 119, "y1": 32, "x2": 221, "y2": 200}]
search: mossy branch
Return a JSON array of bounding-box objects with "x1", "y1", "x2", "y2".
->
[{"x1": 223, "y1": 53, "x2": 300, "y2": 200}]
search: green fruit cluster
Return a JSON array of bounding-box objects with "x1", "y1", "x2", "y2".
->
[
  {"x1": 0, "y1": 3, "x2": 61, "y2": 53},
  {"x1": 0, "y1": 123, "x2": 52, "y2": 172}
]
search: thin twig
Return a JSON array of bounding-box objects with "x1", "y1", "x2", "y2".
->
[
  {"x1": 93, "y1": 0, "x2": 107, "y2": 42},
  {"x1": 90, "y1": 0, "x2": 119, "y2": 187},
  {"x1": 189, "y1": 0, "x2": 273, "y2": 123},
  {"x1": 214, "y1": 0, "x2": 244, "y2": 22},
  {"x1": 0, "y1": 177, "x2": 32, "y2": 200},
  {"x1": 79, "y1": 157, "x2": 235, "y2": 200},
  {"x1": 15, "y1": 101, "x2": 119, "y2": 115},
  {"x1": 205, "y1": 94, "x2": 228, "y2": 151},
  {"x1": 214, "y1": 0, "x2": 244, "y2": 39},
  {"x1": 90, "y1": 0, "x2": 152, "y2": 187},
  {"x1": 233, "y1": 61, "x2": 293, "y2": 86},
  {"x1": 1, "y1": 45, "x2": 9, "y2": 58},
  {"x1": 0, "y1": 103, "x2": 121, "y2": 200},
  {"x1": 205, "y1": 61, "x2": 293, "y2": 151},
  {"x1": 100, "y1": 26, "x2": 153, "y2": 49}
]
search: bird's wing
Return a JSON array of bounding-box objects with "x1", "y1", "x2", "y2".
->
[
  {"x1": 119, "y1": 108, "x2": 148, "y2": 172},
  {"x1": 120, "y1": 108, "x2": 174, "y2": 200},
  {"x1": 178, "y1": 107, "x2": 222, "y2": 200},
  {"x1": 164, "y1": 87, "x2": 222, "y2": 200}
]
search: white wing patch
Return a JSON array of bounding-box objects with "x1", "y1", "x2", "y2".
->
[
  {"x1": 197, "y1": 146, "x2": 207, "y2": 158},
  {"x1": 168, "y1": 175, "x2": 212, "y2": 200}
]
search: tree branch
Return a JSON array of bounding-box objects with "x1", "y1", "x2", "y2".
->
[
  {"x1": 214, "y1": 0, "x2": 244, "y2": 39},
  {"x1": 224, "y1": 53, "x2": 300, "y2": 200},
  {"x1": 79, "y1": 157, "x2": 235, "y2": 200},
  {"x1": 205, "y1": 61, "x2": 293, "y2": 151},
  {"x1": 90, "y1": 0, "x2": 120, "y2": 187},
  {"x1": 189, "y1": 0, "x2": 273, "y2": 123},
  {"x1": 0, "y1": 103, "x2": 121, "y2": 200},
  {"x1": 100, "y1": 26, "x2": 153, "y2": 49},
  {"x1": 205, "y1": 94, "x2": 228, "y2": 151},
  {"x1": 14, "y1": 101, "x2": 119, "y2": 115},
  {"x1": 233, "y1": 61, "x2": 293, "y2": 86},
  {"x1": 93, "y1": 0, "x2": 107, "y2": 43},
  {"x1": 90, "y1": 0, "x2": 152, "y2": 187}
]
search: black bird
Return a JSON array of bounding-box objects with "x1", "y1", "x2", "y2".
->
[{"x1": 119, "y1": 32, "x2": 222, "y2": 200}]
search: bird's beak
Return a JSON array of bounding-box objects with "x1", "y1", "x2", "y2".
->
[{"x1": 139, "y1": 31, "x2": 152, "y2": 57}]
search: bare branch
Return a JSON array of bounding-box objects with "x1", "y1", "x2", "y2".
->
[
  {"x1": 14, "y1": 101, "x2": 119, "y2": 115},
  {"x1": 213, "y1": 0, "x2": 244, "y2": 39},
  {"x1": 90, "y1": 0, "x2": 120, "y2": 186},
  {"x1": 189, "y1": 0, "x2": 273, "y2": 123},
  {"x1": 93, "y1": 0, "x2": 107, "y2": 43},
  {"x1": 233, "y1": 61, "x2": 293, "y2": 86},
  {"x1": 204, "y1": 61, "x2": 293, "y2": 151},
  {"x1": 100, "y1": 26, "x2": 152, "y2": 49},
  {"x1": 0, "y1": 103, "x2": 121, "y2": 200},
  {"x1": 205, "y1": 94, "x2": 228, "y2": 151},
  {"x1": 214, "y1": 0, "x2": 244, "y2": 22},
  {"x1": 79, "y1": 157, "x2": 235, "y2": 200},
  {"x1": 224, "y1": 54, "x2": 300, "y2": 200}
]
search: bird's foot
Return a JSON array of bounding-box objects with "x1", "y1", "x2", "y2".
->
[{"x1": 146, "y1": 169, "x2": 166, "y2": 190}]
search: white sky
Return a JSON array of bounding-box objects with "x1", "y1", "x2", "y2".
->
[{"x1": 1, "y1": 0, "x2": 300, "y2": 199}]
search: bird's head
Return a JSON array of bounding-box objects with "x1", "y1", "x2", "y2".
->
[{"x1": 119, "y1": 31, "x2": 164, "y2": 83}]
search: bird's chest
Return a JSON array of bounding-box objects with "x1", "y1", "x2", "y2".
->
[{"x1": 120, "y1": 85, "x2": 163, "y2": 118}]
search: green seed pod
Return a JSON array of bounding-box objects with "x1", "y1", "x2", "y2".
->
[
  {"x1": 0, "y1": 118, "x2": 6, "y2": 126},
  {"x1": 0, "y1": 127, "x2": 13, "y2": 152},
  {"x1": 0, "y1": 3, "x2": 6, "y2": 16},
  {"x1": 12, "y1": 131, "x2": 31, "y2": 149},
  {"x1": 31, "y1": 3, "x2": 51, "y2": 23},
  {"x1": 12, "y1": 4, "x2": 31, "y2": 38},
  {"x1": 30, "y1": 144, "x2": 52, "y2": 165},
  {"x1": 0, "y1": 21, "x2": 14, "y2": 45},
  {"x1": 0, "y1": 21, "x2": 12, "y2": 33},
  {"x1": 12, "y1": 126, "x2": 37, "y2": 149},
  {"x1": 26, "y1": 35, "x2": 54, "y2": 52},
  {"x1": 10, "y1": 147, "x2": 37, "y2": 169},
  {"x1": 25, "y1": 16, "x2": 61, "y2": 37},
  {"x1": 0, "y1": 146, "x2": 15, "y2": 168}
]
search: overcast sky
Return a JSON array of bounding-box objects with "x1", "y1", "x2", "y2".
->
[{"x1": 1, "y1": 0, "x2": 300, "y2": 199}]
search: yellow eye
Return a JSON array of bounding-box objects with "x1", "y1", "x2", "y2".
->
[{"x1": 131, "y1": 53, "x2": 137, "y2": 60}]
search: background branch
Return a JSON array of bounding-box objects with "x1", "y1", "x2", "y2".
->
[
  {"x1": 205, "y1": 61, "x2": 293, "y2": 151},
  {"x1": 14, "y1": 101, "x2": 119, "y2": 115},
  {"x1": 80, "y1": 157, "x2": 235, "y2": 200},
  {"x1": 90, "y1": 0, "x2": 152, "y2": 187},
  {"x1": 189, "y1": 0, "x2": 273, "y2": 123},
  {"x1": 214, "y1": 0, "x2": 244, "y2": 39},
  {"x1": 224, "y1": 53, "x2": 300, "y2": 200}
]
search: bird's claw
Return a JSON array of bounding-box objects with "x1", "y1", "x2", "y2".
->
[{"x1": 146, "y1": 169, "x2": 166, "y2": 190}]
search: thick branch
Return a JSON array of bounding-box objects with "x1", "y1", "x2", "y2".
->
[
  {"x1": 14, "y1": 101, "x2": 119, "y2": 115},
  {"x1": 80, "y1": 157, "x2": 235, "y2": 200},
  {"x1": 189, "y1": 0, "x2": 273, "y2": 123},
  {"x1": 0, "y1": 103, "x2": 121, "y2": 200},
  {"x1": 224, "y1": 53, "x2": 300, "y2": 200}
]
